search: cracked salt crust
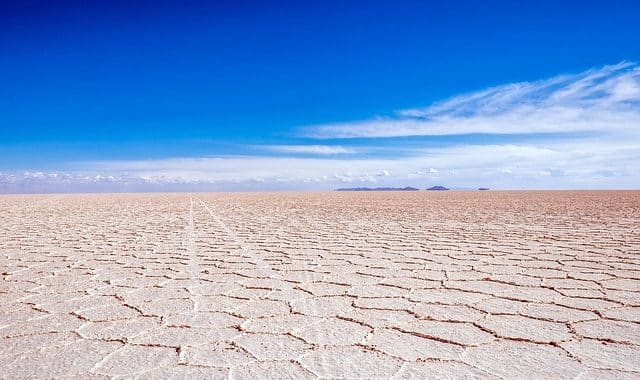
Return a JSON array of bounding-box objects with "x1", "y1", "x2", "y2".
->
[{"x1": 1, "y1": 191, "x2": 639, "y2": 378}]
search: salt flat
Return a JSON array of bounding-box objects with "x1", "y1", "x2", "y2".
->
[{"x1": 1, "y1": 191, "x2": 639, "y2": 379}]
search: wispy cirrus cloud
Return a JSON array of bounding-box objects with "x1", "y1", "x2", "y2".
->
[
  {"x1": 257, "y1": 144, "x2": 357, "y2": 155},
  {"x1": 304, "y1": 62, "x2": 640, "y2": 138},
  {"x1": 3, "y1": 62, "x2": 639, "y2": 192}
]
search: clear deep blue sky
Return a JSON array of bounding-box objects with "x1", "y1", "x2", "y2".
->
[{"x1": 1, "y1": 1, "x2": 639, "y2": 190}]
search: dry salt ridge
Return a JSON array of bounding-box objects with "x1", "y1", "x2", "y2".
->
[{"x1": 1, "y1": 191, "x2": 639, "y2": 379}]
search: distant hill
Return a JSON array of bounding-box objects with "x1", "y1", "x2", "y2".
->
[
  {"x1": 478, "y1": 187, "x2": 490, "y2": 191},
  {"x1": 335, "y1": 187, "x2": 419, "y2": 191},
  {"x1": 426, "y1": 186, "x2": 449, "y2": 191}
]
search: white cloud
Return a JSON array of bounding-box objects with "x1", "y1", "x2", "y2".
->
[
  {"x1": 2, "y1": 135, "x2": 639, "y2": 191},
  {"x1": 4, "y1": 134, "x2": 632, "y2": 190},
  {"x1": 259, "y1": 145, "x2": 356, "y2": 154},
  {"x1": 3, "y1": 62, "x2": 639, "y2": 192},
  {"x1": 304, "y1": 62, "x2": 640, "y2": 138}
]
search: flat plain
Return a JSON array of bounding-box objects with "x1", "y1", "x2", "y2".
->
[{"x1": 1, "y1": 191, "x2": 639, "y2": 379}]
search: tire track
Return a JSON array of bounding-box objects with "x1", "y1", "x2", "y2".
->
[
  {"x1": 185, "y1": 196, "x2": 201, "y2": 312},
  {"x1": 195, "y1": 196, "x2": 278, "y2": 279}
]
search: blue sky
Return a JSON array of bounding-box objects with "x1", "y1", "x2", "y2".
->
[{"x1": 1, "y1": 1, "x2": 640, "y2": 191}]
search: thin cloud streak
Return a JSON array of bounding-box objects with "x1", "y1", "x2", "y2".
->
[
  {"x1": 257, "y1": 145, "x2": 357, "y2": 155},
  {"x1": 3, "y1": 62, "x2": 639, "y2": 192},
  {"x1": 3, "y1": 133, "x2": 636, "y2": 191},
  {"x1": 304, "y1": 62, "x2": 640, "y2": 138}
]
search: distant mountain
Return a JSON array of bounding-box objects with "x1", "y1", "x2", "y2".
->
[
  {"x1": 426, "y1": 185, "x2": 449, "y2": 191},
  {"x1": 335, "y1": 187, "x2": 419, "y2": 192},
  {"x1": 478, "y1": 187, "x2": 490, "y2": 191}
]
